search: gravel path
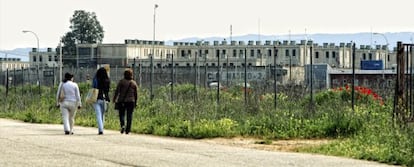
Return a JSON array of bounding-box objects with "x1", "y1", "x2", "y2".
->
[{"x1": 0, "y1": 118, "x2": 399, "y2": 167}]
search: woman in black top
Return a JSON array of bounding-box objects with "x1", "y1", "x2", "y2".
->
[{"x1": 92, "y1": 67, "x2": 110, "y2": 135}]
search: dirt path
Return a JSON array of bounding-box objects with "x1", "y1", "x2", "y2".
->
[{"x1": 201, "y1": 137, "x2": 332, "y2": 152}]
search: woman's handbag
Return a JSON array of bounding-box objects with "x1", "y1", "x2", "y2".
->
[
  {"x1": 85, "y1": 88, "x2": 99, "y2": 104},
  {"x1": 114, "y1": 102, "x2": 122, "y2": 110},
  {"x1": 58, "y1": 86, "x2": 65, "y2": 102}
]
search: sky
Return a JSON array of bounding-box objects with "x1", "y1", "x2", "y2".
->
[{"x1": 1, "y1": 0, "x2": 414, "y2": 51}]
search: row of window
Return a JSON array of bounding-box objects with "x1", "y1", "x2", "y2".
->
[
  {"x1": 178, "y1": 49, "x2": 344, "y2": 59},
  {"x1": 32, "y1": 55, "x2": 58, "y2": 62},
  {"x1": 360, "y1": 53, "x2": 391, "y2": 61},
  {"x1": 132, "y1": 62, "x2": 259, "y2": 68},
  {"x1": 2, "y1": 63, "x2": 29, "y2": 69}
]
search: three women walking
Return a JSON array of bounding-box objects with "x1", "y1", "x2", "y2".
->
[{"x1": 56, "y1": 68, "x2": 138, "y2": 135}]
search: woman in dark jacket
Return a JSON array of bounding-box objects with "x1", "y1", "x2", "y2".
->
[
  {"x1": 92, "y1": 67, "x2": 110, "y2": 135},
  {"x1": 113, "y1": 68, "x2": 138, "y2": 134}
]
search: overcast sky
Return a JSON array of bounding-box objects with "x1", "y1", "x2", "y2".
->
[{"x1": 1, "y1": 0, "x2": 413, "y2": 50}]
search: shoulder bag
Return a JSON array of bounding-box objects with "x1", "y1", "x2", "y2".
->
[
  {"x1": 85, "y1": 78, "x2": 99, "y2": 104},
  {"x1": 58, "y1": 83, "x2": 65, "y2": 102}
]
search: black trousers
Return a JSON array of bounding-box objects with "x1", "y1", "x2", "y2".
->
[{"x1": 118, "y1": 102, "x2": 135, "y2": 133}]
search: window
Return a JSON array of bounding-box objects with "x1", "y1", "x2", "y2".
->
[
  {"x1": 216, "y1": 50, "x2": 220, "y2": 58},
  {"x1": 187, "y1": 50, "x2": 191, "y2": 57},
  {"x1": 78, "y1": 48, "x2": 91, "y2": 55},
  {"x1": 268, "y1": 49, "x2": 272, "y2": 57},
  {"x1": 39, "y1": 56, "x2": 43, "y2": 62},
  {"x1": 198, "y1": 50, "x2": 202, "y2": 57},
  {"x1": 233, "y1": 49, "x2": 237, "y2": 57},
  {"x1": 257, "y1": 49, "x2": 261, "y2": 58},
  {"x1": 285, "y1": 49, "x2": 290, "y2": 57},
  {"x1": 332, "y1": 52, "x2": 336, "y2": 58},
  {"x1": 362, "y1": 53, "x2": 366, "y2": 60},
  {"x1": 205, "y1": 50, "x2": 209, "y2": 55},
  {"x1": 181, "y1": 50, "x2": 185, "y2": 57},
  {"x1": 33, "y1": 55, "x2": 36, "y2": 62},
  {"x1": 369, "y1": 53, "x2": 372, "y2": 60},
  {"x1": 388, "y1": 79, "x2": 393, "y2": 87},
  {"x1": 326, "y1": 51, "x2": 329, "y2": 59},
  {"x1": 292, "y1": 49, "x2": 296, "y2": 56},
  {"x1": 54, "y1": 55, "x2": 58, "y2": 61},
  {"x1": 250, "y1": 49, "x2": 254, "y2": 57},
  {"x1": 239, "y1": 49, "x2": 244, "y2": 57},
  {"x1": 48, "y1": 55, "x2": 52, "y2": 61},
  {"x1": 315, "y1": 52, "x2": 319, "y2": 59}
]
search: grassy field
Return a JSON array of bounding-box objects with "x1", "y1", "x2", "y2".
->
[{"x1": 0, "y1": 83, "x2": 413, "y2": 166}]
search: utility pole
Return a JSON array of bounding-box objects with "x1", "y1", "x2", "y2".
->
[
  {"x1": 351, "y1": 42, "x2": 356, "y2": 111},
  {"x1": 150, "y1": 4, "x2": 158, "y2": 101}
]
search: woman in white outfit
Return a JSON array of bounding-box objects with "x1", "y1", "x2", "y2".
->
[{"x1": 56, "y1": 73, "x2": 82, "y2": 135}]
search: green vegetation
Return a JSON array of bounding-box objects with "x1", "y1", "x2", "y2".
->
[{"x1": 0, "y1": 83, "x2": 413, "y2": 167}]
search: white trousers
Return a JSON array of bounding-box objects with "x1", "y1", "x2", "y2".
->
[{"x1": 60, "y1": 101, "x2": 78, "y2": 133}]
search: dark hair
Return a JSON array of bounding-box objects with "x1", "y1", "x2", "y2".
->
[
  {"x1": 124, "y1": 68, "x2": 133, "y2": 80},
  {"x1": 63, "y1": 72, "x2": 74, "y2": 82},
  {"x1": 95, "y1": 67, "x2": 109, "y2": 80},
  {"x1": 95, "y1": 67, "x2": 110, "y2": 87}
]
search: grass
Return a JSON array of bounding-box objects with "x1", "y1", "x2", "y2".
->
[{"x1": 0, "y1": 83, "x2": 413, "y2": 167}]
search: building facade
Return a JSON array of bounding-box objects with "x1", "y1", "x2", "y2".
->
[
  {"x1": 0, "y1": 57, "x2": 30, "y2": 71},
  {"x1": 28, "y1": 48, "x2": 59, "y2": 68}
]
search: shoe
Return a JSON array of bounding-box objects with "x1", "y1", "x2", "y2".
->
[
  {"x1": 120, "y1": 127, "x2": 125, "y2": 134},
  {"x1": 70, "y1": 132, "x2": 74, "y2": 135},
  {"x1": 64, "y1": 131, "x2": 70, "y2": 135},
  {"x1": 98, "y1": 132, "x2": 103, "y2": 135},
  {"x1": 125, "y1": 131, "x2": 129, "y2": 135}
]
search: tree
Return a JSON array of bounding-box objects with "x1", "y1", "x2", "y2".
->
[{"x1": 60, "y1": 10, "x2": 104, "y2": 66}]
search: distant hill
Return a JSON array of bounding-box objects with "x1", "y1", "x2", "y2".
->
[{"x1": 0, "y1": 48, "x2": 32, "y2": 62}]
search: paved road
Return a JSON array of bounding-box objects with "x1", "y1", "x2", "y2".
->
[{"x1": 0, "y1": 118, "x2": 398, "y2": 167}]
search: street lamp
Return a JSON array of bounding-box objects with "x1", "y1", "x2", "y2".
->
[
  {"x1": 373, "y1": 32, "x2": 389, "y2": 80},
  {"x1": 22, "y1": 30, "x2": 40, "y2": 63},
  {"x1": 22, "y1": 30, "x2": 41, "y2": 96},
  {"x1": 59, "y1": 40, "x2": 63, "y2": 84},
  {"x1": 150, "y1": 4, "x2": 158, "y2": 101},
  {"x1": 373, "y1": 32, "x2": 389, "y2": 69}
]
